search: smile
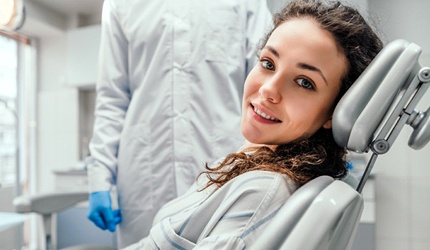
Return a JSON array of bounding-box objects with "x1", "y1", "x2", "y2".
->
[{"x1": 253, "y1": 106, "x2": 281, "y2": 122}]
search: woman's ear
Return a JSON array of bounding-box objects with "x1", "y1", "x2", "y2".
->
[{"x1": 322, "y1": 117, "x2": 332, "y2": 129}]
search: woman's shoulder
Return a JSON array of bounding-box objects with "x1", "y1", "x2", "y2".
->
[
  {"x1": 194, "y1": 170, "x2": 299, "y2": 245},
  {"x1": 217, "y1": 170, "x2": 299, "y2": 203},
  {"x1": 230, "y1": 170, "x2": 298, "y2": 190}
]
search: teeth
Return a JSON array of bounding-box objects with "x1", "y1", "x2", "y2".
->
[{"x1": 254, "y1": 106, "x2": 278, "y2": 121}]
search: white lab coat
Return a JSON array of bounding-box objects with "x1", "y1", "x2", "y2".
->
[{"x1": 87, "y1": 0, "x2": 272, "y2": 247}]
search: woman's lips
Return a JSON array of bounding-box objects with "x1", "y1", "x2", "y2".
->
[{"x1": 251, "y1": 104, "x2": 281, "y2": 123}]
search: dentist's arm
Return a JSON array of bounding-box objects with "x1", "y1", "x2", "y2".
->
[{"x1": 87, "y1": 0, "x2": 130, "y2": 231}]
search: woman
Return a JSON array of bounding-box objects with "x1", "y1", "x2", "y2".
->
[{"x1": 123, "y1": 0, "x2": 383, "y2": 249}]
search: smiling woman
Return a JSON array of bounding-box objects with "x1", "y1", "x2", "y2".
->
[{"x1": 241, "y1": 18, "x2": 346, "y2": 145}]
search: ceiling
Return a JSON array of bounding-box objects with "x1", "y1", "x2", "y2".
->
[{"x1": 27, "y1": 0, "x2": 104, "y2": 16}]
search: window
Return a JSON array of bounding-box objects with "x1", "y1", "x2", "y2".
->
[{"x1": 0, "y1": 34, "x2": 18, "y2": 187}]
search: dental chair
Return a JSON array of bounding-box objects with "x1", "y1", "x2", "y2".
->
[
  {"x1": 254, "y1": 39, "x2": 430, "y2": 250},
  {"x1": 13, "y1": 190, "x2": 116, "y2": 250}
]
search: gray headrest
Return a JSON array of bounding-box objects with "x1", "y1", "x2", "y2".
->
[{"x1": 332, "y1": 39, "x2": 422, "y2": 152}]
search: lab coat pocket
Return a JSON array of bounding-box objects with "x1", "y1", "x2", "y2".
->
[
  {"x1": 205, "y1": 2, "x2": 242, "y2": 63},
  {"x1": 117, "y1": 123, "x2": 153, "y2": 210}
]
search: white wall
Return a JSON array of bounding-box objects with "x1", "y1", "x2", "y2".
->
[
  {"x1": 267, "y1": 0, "x2": 369, "y2": 16},
  {"x1": 368, "y1": 0, "x2": 430, "y2": 249},
  {"x1": 267, "y1": 0, "x2": 288, "y2": 13},
  {"x1": 19, "y1": 2, "x2": 99, "y2": 193}
]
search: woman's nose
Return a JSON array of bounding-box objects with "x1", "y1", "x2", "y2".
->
[{"x1": 259, "y1": 79, "x2": 282, "y2": 103}]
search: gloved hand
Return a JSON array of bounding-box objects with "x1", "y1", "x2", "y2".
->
[{"x1": 87, "y1": 191, "x2": 122, "y2": 232}]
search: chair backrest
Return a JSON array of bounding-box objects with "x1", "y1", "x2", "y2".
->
[
  {"x1": 253, "y1": 177, "x2": 363, "y2": 250},
  {"x1": 254, "y1": 39, "x2": 430, "y2": 250}
]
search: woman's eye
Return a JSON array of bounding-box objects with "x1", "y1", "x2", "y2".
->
[
  {"x1": 261, "y1": 59, "x2": 275, "y2": 71},
  {"x1": 296, "y1": 78, "x2": 315, "y2": 90}
]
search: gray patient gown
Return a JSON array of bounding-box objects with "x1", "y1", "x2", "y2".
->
[{"x1": 122, "y1": 170, "x2": 298, "y2": 249}]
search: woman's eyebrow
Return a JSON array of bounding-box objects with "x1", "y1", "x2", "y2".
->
[
  {"x1": 264, "y1": 45, "x2": 280, "y2": 58},
  {"x1": 296, "y1": 62, "x2": 328, "y2": 85}
]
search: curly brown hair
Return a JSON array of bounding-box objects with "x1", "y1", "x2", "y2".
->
[{"x1": 201, "y1": 0, "x2": 383, "y2": 189}]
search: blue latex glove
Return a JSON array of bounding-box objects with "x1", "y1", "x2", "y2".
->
[{"x1": 87, "y1": 191, "x2": 122, "y2": 232}]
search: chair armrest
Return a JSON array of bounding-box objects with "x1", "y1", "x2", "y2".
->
[{"x1": 13, "y1": 191, "x2": 89, "y2": 215}]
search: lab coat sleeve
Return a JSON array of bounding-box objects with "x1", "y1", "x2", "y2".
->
[
  {"x1": 87, "y1": 0, "x2": 131, "y2": 193},
  {"x1": 244, "y1": 0, "x2": 273, "y2": 75}
]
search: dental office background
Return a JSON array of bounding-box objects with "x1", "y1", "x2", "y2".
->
[{"x1": 0, "y1": 0, "x2": 429, "y2": 249}]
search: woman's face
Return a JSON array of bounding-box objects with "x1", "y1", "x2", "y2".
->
[{"x1": 241, "y1": 18, "x2": 347, "y2": 146}]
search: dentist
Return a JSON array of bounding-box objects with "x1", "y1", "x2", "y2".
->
[{"x1": 86, "y1": 0, "x2": 272, "y2": 248}]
